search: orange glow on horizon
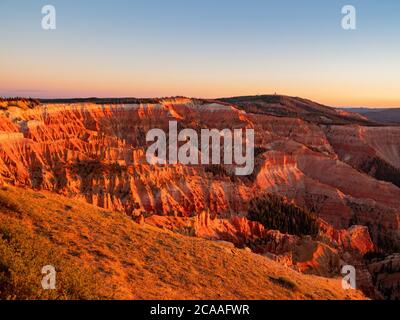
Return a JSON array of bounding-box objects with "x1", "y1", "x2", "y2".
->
[{"x1": 1, "y1": 62, "x2": 399, "y2": 108}]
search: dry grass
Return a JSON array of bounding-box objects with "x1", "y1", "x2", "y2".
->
[{"x1": 0, "y1": 186, "x2": 365, "y2": 300}]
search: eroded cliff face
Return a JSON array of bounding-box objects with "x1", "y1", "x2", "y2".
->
[
  {"x1": 0, "y1": 99, "x2": 399, "y2": 244},
  {"x1": 0, "y1": 98, "x2": 400, "y2": 298},
  {"x1": 324, "y1": 125, "x2": 400, "y2": 170},
  {"x1": 0, "y1": 100, "x2": 253, "y2": 217}
]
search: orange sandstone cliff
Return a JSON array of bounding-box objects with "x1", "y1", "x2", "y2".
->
[{"x1": 0, "y1": 96, "x2": 399, "y2": 299}]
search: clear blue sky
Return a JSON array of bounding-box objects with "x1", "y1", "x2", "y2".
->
[{"x1": 0, "y1": 0, "x2": 399, "y2": 107}]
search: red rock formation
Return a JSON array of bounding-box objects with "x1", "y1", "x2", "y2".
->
[
  {"x1": 324, "y1": 125, "x2": 400, "y2": 170},
  {"x1": 0, "y1": 98, "x2": 400, "y2": 299},
  {"x1": 0, "y1": 98, "x2": 399, "y2": 248}
]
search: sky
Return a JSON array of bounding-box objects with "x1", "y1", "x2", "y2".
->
[{"x1": 0, "y1": 0, "x2": 399, "y2": 107}]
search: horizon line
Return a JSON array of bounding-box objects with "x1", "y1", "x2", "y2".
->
[{"x1": 1, "y1": 93, "x2": 400, "y2": 109}]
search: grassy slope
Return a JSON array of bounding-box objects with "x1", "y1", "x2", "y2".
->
[{"x1": 0, "y1": 186, "x2": 365, "y2": 300}]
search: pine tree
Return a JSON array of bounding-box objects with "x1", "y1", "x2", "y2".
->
[{"x1": 247, "y1": 194, "x2": 319, "y2": 237}]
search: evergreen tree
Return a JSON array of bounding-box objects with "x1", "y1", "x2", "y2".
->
[{"x1": 247, "y1": 194, "x2": 319, "y2": 237}]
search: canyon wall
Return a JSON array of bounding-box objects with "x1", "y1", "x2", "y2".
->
[{"x1": 0, "y1": 99, "x2": 399, "y2": 250}]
